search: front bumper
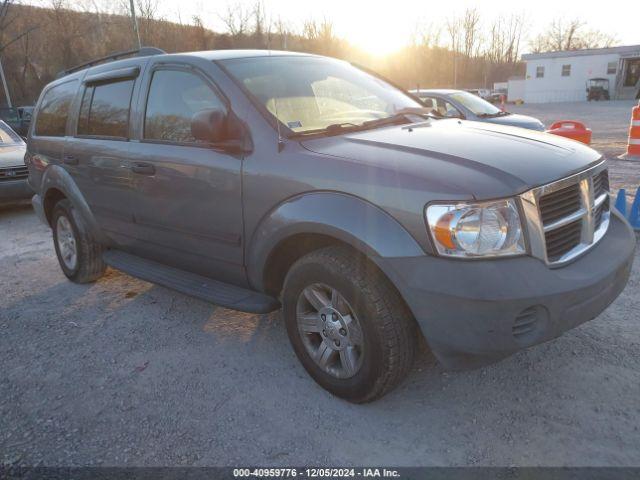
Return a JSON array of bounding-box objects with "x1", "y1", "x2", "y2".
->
[
  {"x1": 375, "y1": 210, "x2": 636, "y2": 370},
  {"x1": 0, "y1": 178, "x2": 33, "y2": 202}
]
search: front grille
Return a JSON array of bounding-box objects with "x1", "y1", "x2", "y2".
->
[
  {"x1": 545, "y1": 219, "x2": 582, "y2": 262},
  {"x1": 594, "y1": 196, "x2": 609, "y2": 229},
  {"x1": 522, "y1": 163, "x2": 611, "y2": 266},
  {"x1": 0, "y1": 165, "x2": 28, "y2": 181},
  {"x1": 592, "y1": 170, "x2": 609, "y2": 198},
  {"x1": 538, "y1": 183, "x2": 581, "y2": 225}
]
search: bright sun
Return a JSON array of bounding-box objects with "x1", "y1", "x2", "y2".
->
[{"x1": 338, "y1": 8, "x2": 410, "y2": 57}]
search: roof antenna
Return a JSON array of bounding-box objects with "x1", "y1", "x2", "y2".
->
[{"x1": 267, "y1": 47, "x2": 285, "y2": 152}]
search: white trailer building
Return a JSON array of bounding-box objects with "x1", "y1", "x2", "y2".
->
[{"x1": 521, "y1": 45, "x2": 640, "y2": 103}]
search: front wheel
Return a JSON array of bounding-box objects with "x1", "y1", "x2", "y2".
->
[{"x1": 282, "y1": 246, "x2": 417, "y2": 403}]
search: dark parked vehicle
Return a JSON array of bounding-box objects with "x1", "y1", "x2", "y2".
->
[
  {"x1": 410, "y1": 88, "x2": 546, "y2": 131},
  {"x1": 27, "y1": 49, "x2": 635, "y2": 402},
  {"x1": 0, "y1": 106, "x2": 33, "y2": 137},
  {"x1": 586, "y1": 78, "x2": 610, "y2": 101},
  {"x1": 0, "y1": 120, "x2": 31, "y2": 202},
  {"x1": 0, "y1": 107, "x2": 22, "y2": 134}
]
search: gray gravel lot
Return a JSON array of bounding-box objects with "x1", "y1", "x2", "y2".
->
[{"x1": 2, "y1": 101, "x2": 640, "y2": 467}]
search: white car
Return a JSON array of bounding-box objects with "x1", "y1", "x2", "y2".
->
[{"x1": 0, "y1": 120, "x2": 31, "y2": 203}]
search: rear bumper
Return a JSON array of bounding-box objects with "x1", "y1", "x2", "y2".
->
[
  {"x1": 375, "y1": 210, "x2": 636, "y2": 370},
  {"x1": 0, "y1": 179, "x2": 32, "y2": 202}
]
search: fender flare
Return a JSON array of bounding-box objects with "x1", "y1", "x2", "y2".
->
[
  {"x1": 40, "y1": 165, "x2": 108, "y2": 243},
  {"x1": 246, "y1": 191, "x2": 426, "y2": 291}
]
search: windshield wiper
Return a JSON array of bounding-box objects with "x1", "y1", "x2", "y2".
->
[
  {"x1": 292, "y1": 107, "x2": 434, "y2": 138},
  {"x1": 477, "y1": 111, "x2": 510, "y2": 118}
]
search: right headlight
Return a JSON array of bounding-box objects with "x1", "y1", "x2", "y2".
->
[{"x1": 426, "y1": 198, "x2": 526, "y2": 258}]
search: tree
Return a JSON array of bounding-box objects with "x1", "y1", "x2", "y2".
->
[{"x1": 530, "y1": 18, "x2": 617, "y2": 52}]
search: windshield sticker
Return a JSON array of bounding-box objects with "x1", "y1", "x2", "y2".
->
[{"x1": 287, "y1": 120, "x2": 303, "y2": 129}]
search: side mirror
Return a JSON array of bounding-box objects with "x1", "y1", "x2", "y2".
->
[{"x1": 191, "y1": 108, "x2": 226, "y2": 143}]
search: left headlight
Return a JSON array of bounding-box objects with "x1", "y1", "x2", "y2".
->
[{"x1": 426, "y1": 198, "x2": 526, "y2": 258}]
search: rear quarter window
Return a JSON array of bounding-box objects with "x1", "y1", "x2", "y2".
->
[{"x1": 35, "y1": 80, "x2": 78, "y2": 137}]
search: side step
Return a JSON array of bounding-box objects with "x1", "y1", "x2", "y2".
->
[{"x1": 103, "y1": 250, "x2": 280, "y2": 314}]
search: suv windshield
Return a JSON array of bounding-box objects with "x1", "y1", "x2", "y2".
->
[
  {"x1": 449, "y1": 91, "x2": 504, "y2": 117},
  {"x1": 0, "y1": 120, "x2": 23, "y2": 145},
  {"x1": 221, "y1": 55, "x2": 423, "y2": 135}
]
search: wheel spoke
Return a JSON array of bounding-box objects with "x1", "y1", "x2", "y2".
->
[
  {"x1": 315, "y1": 340, "x2": 335, "y2": 368},
  {"x1": 298, "y1": 313, "x2": 321, "y2": 333},
  {"x1": 304, "y1": 285, "x2": 331, "y2": 311},
  {"x1": 344, "y1": 315, "x2": 364, "y2": 345},
  {"x1": 340, "y1": 346, "x2": 359, "y2": 377}
]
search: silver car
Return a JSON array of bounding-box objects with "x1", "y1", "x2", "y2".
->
[
  {"x1": 0, "y1": 120, "x2": 30, "y2": 203},
  {"x1": 410, "y1": 89, "x2": 546, "y2": 131}
]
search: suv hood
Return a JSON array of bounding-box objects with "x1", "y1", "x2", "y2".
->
[
  {"x1": 0, "y1": 143, "x2": 26, "y2": 168},
  {"x1": 300, "y1": 119, "x2": 602, "y2": 199}
]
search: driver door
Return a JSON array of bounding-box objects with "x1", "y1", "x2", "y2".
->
[{"x1": 125, "y1": 64, "x2": 245, "y2": 284}]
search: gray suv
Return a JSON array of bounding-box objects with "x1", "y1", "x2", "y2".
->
[{"x1": 26, "y1": 48, "x2": 635, "y2": 403}]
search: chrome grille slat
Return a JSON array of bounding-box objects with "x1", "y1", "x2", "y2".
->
[
  {"x1": 520, "y1": 161, "x2": 610, "y2": 267},
  {"x1": 0, "y1": 165, "x2": 28, "y2": 182}
]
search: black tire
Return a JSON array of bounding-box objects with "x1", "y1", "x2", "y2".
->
[
  {"x1": 282, "y1": 246, "x2": 417, "y2": 403},
  {"x1": 52, "y1": 199, "x2": 106, "y2": 283}
]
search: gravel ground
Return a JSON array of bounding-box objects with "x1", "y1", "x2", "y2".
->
[{"x1": 1, "y1": 101, "x2": 640, "y2": 468}]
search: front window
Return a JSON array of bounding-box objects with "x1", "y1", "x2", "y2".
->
[
  {"x1": 144, "y1": 69, "x2": 226, "y2": 144},
  {"x1": 0, "y1": 120, "x2": 23, "y2": 145},
  {"x1": 221, "y1": 56, "x2": 423, "y2": 135},
  {"x1": 561, "y1": 64, "x2": 571, "y2": 77},
  {"x1": 536, "y1": 66, "x2": 545, "y2": 78},
  {"x1": 448, "y1": 91, "x2": 503, "y2": 117}
]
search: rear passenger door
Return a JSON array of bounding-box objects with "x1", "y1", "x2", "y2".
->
[
  {"x1": 64, "y1": 67, "x2": 140, "y2": 239},
  {"x1": 125, "y1": 64, "x2": 245, "y2": 284}
]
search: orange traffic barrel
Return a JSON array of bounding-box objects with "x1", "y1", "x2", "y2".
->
[
  {"x1": 619, "y1": 101, "x2": 640, "y2": 160},
  {"x1": 546, "y1": 120, "x2": 592, "y2": 145}
]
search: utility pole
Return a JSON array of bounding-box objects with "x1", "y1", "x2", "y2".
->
[
  {"x1": 453, "y1": 53, "x2": 458, "y2": 89},
  {"x1": 0, "y1": 57, "x2": 12, "y2": 108},
  {"x1": 129, "y1": 0, "x2": 142, "y2": 49}
]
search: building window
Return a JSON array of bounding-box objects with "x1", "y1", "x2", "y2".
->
[
  {"x1": 561, "y1": 64, "x2": 571, "y2": 77},
  {"x1": 607, "y1": 62, "x2": 617, "y2": 75},
  {"x1": 536, "y1": 66, "x2": 544, "y2": 78}
]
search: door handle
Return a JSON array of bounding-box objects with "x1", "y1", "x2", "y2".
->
[
  {"x1": 131, "y1": 162, "x2": 155, "y2": 175},
  {"x1": 63, "y1": 154, "x2": 78, "y2": 165}
]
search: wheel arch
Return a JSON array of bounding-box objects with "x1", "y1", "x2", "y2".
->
[
  {"x1": 247, "y1": 192, "x2": 425, "y2": 296},
  {"x1": 40, "y1": 165, "x2": 107, "y2": 242}
]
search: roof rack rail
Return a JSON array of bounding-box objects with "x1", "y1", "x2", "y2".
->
[{"x1": 56, "y1": 47, "x2": 166, "y2": 79}]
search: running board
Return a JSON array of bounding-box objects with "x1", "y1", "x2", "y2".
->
[{"x1": 103, "y1": 250, "x2": 280, "y2": 314}]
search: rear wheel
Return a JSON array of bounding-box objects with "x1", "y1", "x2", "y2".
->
[
  {"x1": 282, "y1": 246, "x2": 417, "y2": 403},
  {"x1": 52, "y1": 199, "x2": 106, "y2": 283}
]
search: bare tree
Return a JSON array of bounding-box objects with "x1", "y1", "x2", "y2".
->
[
  {"x1": 530, "y1": 17, "x2": 617, "y2": 52},
  {"x1": 485, "y1": 14, "x2": 525, "y2": 64},
  {"x1": 219, "y1": 2, "x2": 252, "y2": 38}
]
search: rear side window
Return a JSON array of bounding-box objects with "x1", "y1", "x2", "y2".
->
[
  {"x1": 78, "y1": 79, "x2": 134, "y2": 138},
  {"x1": 35, "y1": 80, "x2": 78, "y2": 137},
  {"x1": 144, "y1": 69, "x2": 225, "y2": 144}
]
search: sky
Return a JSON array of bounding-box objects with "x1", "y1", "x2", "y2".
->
[{"x1": 149, "y1": 0, "x2": 638, "y2": 56}]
